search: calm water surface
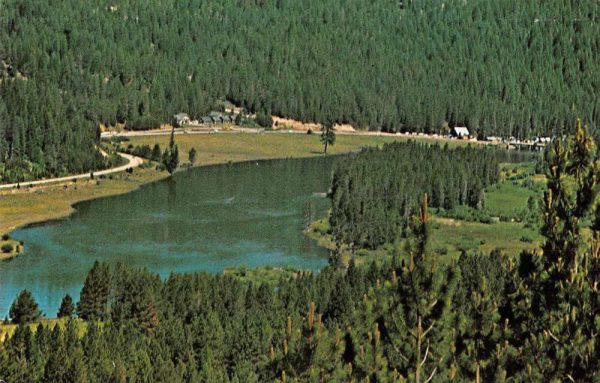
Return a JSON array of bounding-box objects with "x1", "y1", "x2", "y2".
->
[{"x1": 0, "y1": 156, "x2": 335, "y2": 317}]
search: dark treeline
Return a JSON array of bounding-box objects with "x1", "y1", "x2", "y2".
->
[
  {"x1": 329, "y1": 141, "x2": 523, "y2": 249},
  {"x1": 1, "y1": 127, "x2": 597, "y2": 382},
  {"x1": 1, "y1": 0, "x2": 599, "y2": 180}
]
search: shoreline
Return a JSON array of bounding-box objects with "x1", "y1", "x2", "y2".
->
[
  {"x1": 0, "y1": 132, "x2": 476, "y2": 260},
  {"x1": 0, "y1": 169, "x2": 170, "y2": 237},
  {"x1": 4, "y1": 153, "x2": 348, "y2": 239}
]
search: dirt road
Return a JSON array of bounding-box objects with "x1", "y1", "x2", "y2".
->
[{"x1": 0, "y1": 152, "x2": 143, "y2": 190}]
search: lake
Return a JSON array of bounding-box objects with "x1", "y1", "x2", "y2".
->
[{"x1": 0, "y1": 156, "x2": 336, "y2": 317}]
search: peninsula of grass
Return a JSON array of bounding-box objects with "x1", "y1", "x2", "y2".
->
[
  {"x1": 0, "y1": 166, "x2": 169, "y2": 237},
  {"x1": 125, "y1": 131, "x2": 438, "y2": 167}
]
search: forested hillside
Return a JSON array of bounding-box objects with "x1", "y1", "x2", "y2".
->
[
  {"x1": 0, "y1": 0, "x2": 599, "y2": 181},
  {"x1": 1, "y1": 125, "x2": 597, "y2": 383}
]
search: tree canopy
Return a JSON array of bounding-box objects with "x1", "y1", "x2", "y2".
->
[{"x1": 1, "y1": 0, "x2": 599, "y2": 180}]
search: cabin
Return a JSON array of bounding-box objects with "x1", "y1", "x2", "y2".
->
[
  {"x1": 211, "y1": 115, "x2": 222, "y2": 123},
  {"x1": 222, "y1": 115, "x2": 233, "y2": 123},
  {"x1": 173, "y1": 113, "x2": 190, "y2": 127},
  {"x1": 201, "y1": 116, "x2": 212, "y2": 125},
  {"x1": 452, "y1": 126, "x2": 470, "y2": 139}
]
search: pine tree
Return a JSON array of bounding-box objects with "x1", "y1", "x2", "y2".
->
[
  {"x1": 350, "y1": 290, "x2": 393, "y2": 382},
  {"x1": 320, "y1": 121, "x2": 336, "y2": 154},
  {"x1": 151, "y1": 144, "x2": 162, "y2": 162},
  {"x1": 57, "y1": 294, "x2": 75, "y2": 318},
  {"x1": 9, "y1": 289, "x2": 42, "y2": 324},
  {"x1": 77, "y1": 261, "x2": 110, "y2": 321},
  {"x1": 273, "y1": 303, "x2": 348, "y2": 382},
  {"x1": 454, "y1": 276, "x2": 508, "y2": 382},
  {"x1": 505, "y1": 121, "x2": 600, "y2": 381},
  {"x1": 188, "y1": 147, "x2": 197, "y2": 166},
  {"x1": 383, "y1": 194, "x2": 457, "y2": 382},
  {"x1": 42, "y1": 326, "x2": 69, "y2": 382},
  {"x1": 163, "y1": 127, "x2": 179, "y2": 174}
]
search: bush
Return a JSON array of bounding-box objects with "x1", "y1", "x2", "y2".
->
[
  {"x1": 255, "y1": 110, "x2": 273, "y2": 128},
  {"x1": 437, "y1": 205, "x2": 493, "y2": 224},
  {"x1": 132, "y1": 144, "x2": 152, "y2": 159},
  {"x1": 1, "y1": 243, "x2": 13, "y2": 253},
  {"x1": 109, "y1": 136, "x2": 130, "y2": 143},
  {"x1": 1, "y1": 233, "x2": 9, "y2": 241},
  {"x1": 520, "y1": 235, "x2": 534, "y2": 243}
]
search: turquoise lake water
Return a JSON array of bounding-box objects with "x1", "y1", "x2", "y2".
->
[{"x1": 0, "y1": 156, "x2": 335, "y2": 317}]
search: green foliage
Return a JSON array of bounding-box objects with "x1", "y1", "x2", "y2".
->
[
  {"x1": 255, "y1": 110, "x2": 273, "y2": 128},
  {"x1": 0, "y1": 126, "x2": 597, "y2": 381},
  {"x1": 320, "y1": 122, "x2": 336, "y2": 154},
  {"x1": 57, "y1": 294, "x2": 75, "y2": 318},
  {"x1": 162, "y1": 145, "x2": 179, "y2": 174},
  {"x1": 503, "y1": 121, "x2": 600, "y2": 381},
  {"x1": 9, "y1": 289, "x2": 41, "y2": 324},
  {"x1": 1, "y1": 0, "x2": 598, "y2": 181},
  {"x1": 162, "y1": 128, "x2": 179, "y2": 174},
  {"x1": 76, "y1": 261, "x2": 110, "y2": 321},
  {"x1": 151, "y1": 144, "x2": 162, "y2": 162},
  {"x1": 454, "y1": 251, "x2": 509, "y2": 381},
  {"x1": 383, "y1": 195, "x2": 458, "y2": 381},
  {"x1": 188, "y1": 147, "x2": 197, "y2": 165},
  {"x1": 330, "y1": 141, "x2": 503, "y2": 248}
]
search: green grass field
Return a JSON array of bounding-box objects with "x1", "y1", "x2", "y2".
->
[
  {"x1": 125, "y1": 132, "x2": 447, "y2": 167},
  {"x1": 0, "y1": 317, "x2": 89, "y2": 342},
  {"x1": 485, "y1": 182, "x2": 536, "y2": 216}
]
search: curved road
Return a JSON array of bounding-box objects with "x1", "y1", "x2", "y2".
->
[{"x1": 0, "y1": 152, "x2": 144, "y2": 190}]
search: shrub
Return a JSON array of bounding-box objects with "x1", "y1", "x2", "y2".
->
[
  {"x1": 520, "y1": 235, "x2": 534, "y2": 243},
  {"x1": 255, "y1": 110, "x2": 273, "y2": 128},
  {"x1": 109, "y1": 136, "x2": 130, "y2": 143},
  {"x1": 1, "y1": 233, "x2": 9, "y2": 241},
  {"x1": 1, "y1": 243, "x2": 13, "y2": 253}
]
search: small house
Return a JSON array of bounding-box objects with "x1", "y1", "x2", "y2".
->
[
  {"x1": 174, "y1": 113, "x2": 190, "y2": 127},
  {"x1": 452, "y1": 126, "x2": 470, "y2": 139},
  {"x1": 211, "y1": 115, "x2": 222, "y2": 124},
  {"x1": 201, "y1": 116, "x2": 212, "y2": 125},
  {"x1": 222, "y1": 115, "x2": 233, "y2": 123}
]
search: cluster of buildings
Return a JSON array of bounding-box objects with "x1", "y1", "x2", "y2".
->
[
  {"x1": 173, "y1": 112, "x2": 236, "y2": 127},
  {"x1": 406, "y1": 126, "x2": 552, "y2": 151}
]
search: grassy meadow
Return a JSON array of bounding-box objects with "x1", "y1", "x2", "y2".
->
[{"x1": 124, "y1": 132, "x2": 450, "y2": 167}]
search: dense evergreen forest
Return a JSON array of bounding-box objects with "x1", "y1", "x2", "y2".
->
[
  {"x1": 1, "y1": 0, "x2": 599, "y2": 181},
  {"x1": 1, "y1": 127, "x2": 598, "y2": 382},
  {"x1": 329, "y1": 141, "x2": 527, "y2": 249}
]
